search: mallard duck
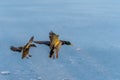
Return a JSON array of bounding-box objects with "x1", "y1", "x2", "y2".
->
[
  {"x1": 34, "y1": 31, "x2": 73, "y2": 59},
  {"x1": 10, "y1": 36, "x2": 36, "y2": 59}
]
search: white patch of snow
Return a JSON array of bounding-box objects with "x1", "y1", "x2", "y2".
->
[
  {"x1": 76, "y1": 48, "x2": 81, "y2": 51},
  {"x1": 62, "y1": 78, "x2": 70, "y2": 80},
  {"x1": 0, "y1": 71, "x2": 11, "y2": 75},
  {"x1": 37, "y1": 77, "x2": 42, "y2": 80}
]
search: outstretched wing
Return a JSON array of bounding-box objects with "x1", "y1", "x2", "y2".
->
[
  {"x1": 33, "y1": 41, "x2": 50, "y2": 46},
  {"x1": 60, "y1": 40, "x2": 73, "y2": 45},
  {"x1": 60, "y1": 40, "x2": 68, "y2": 45},
  {"x1": 10, "y1": 46, "x2": 23, "y2": 52},
  {"x1": 28, "y1": 36, "x2": 34, "y2": 44},
  {"x1": 49, "y1": 31, "x2": 56, "y2": 36},
  {"x1": 25, "y1": 36, "x2": 34, "y2": 49},
  {"x1": 49, "y1": 31, "x2": 59, "y2": 41}
]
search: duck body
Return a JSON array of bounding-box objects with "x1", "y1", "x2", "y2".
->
[
  {"x1": 49, "y1": 35, "x2": 62, "y2": 59},
  {"x1": 34, "y1": 31, "x2": 72, "y2": 59},
  {"x1": 10, "y1": 36, "x2": 36, "y2": 59}
]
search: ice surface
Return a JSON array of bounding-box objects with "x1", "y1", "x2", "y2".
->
[
  {"x1": 0, "y1": 0, "x2": 120, "y2": 80},
  {"x1": 76, "y1": 48, "x2": 81, "y2": 51},
  {"x1": 37, "y1": 77, "x2": 42, "y2": 80},
  {"x1": 0, "y1": 71, "x2": 10, "y2": 75}
]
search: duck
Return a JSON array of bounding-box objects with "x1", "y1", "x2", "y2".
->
[
  {"x1": 34, "y1": 31, "x2": 73, "y2": 59},
  {"x1": 10, "y1": 36, "x2": 36, "y2": 59},
  {"x1": 34, "y1": 40, "x2": 73, "y2": 59}
]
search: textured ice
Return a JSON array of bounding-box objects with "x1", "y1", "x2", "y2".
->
[{"x1": 0, "y1": 0, "x2": 120, "y2": 80}]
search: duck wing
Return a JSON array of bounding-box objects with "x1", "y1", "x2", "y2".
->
[
  {"x1": 60, "y1": 40, "x2": 67, "y2": 45},
  {"x1": 33, "y1": 41, "x2": 50, "y2": 46},
  {"x1": 28, "y1": 36, "x2": 34, "y2": 44},
  {"x1": 10, "y1": 46, "x2": 23, "y2": 52}
]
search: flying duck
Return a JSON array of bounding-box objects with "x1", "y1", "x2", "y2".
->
[
  {"x1": 10, "y1": 36, "x2": 36, "y2": 59},
  {"x1": 34, "y1": 31, "x2": 73, "y2": 59}
]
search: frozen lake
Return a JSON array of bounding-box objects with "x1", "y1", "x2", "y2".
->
[{"x1": 0, "y1": 0, "x2": 120, "y2": 80}]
